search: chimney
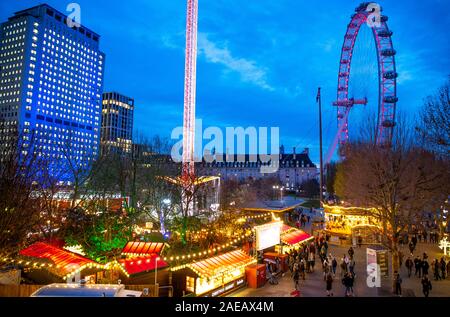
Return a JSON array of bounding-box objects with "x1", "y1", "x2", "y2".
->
[
  {"x1": 279, "y1": 145, "x2": 284, "y2": 160},
  {"x1": 293, "y1": 147, "x2": 296, "y2": 159},
  {"x1": 303, "y1": 147, "x2": 309, "y2": 155}
]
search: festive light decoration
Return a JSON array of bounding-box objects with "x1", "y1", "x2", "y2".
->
[
  {"x1": 62, "y1": 262, "x2": 105, "y2": 281},
  {"x1": 63, "y1": 245, "x2": 86, "y2": 256},
  {"x1": 439, "y1": 236, "x2": 450, "y2": 256},
  {"x1": 162, "y1": 231, "x2": 253, "y2": 263},
  {"x1": 105, "y1": 260, "x2": 130, "y2": 278},
  {"x1": 322, "y1": 203, "x2": 377, "y2": 213}
]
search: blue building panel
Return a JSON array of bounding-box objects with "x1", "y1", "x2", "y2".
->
[{"x1": 0, "y1": 4, "x2": 105, "y2": 182}]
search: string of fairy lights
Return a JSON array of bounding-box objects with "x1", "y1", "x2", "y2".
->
[{"x1": 0, "y1": 213, "x2": 275, "y2": 278}]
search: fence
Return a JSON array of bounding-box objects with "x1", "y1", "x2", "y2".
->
[{"x1": 0, "y1": 284, "x2": 43, "y2": 297}]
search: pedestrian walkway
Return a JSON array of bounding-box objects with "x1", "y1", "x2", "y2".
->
[{"x1": 230, "y1": 242, "x2": 450, "y2": 297}]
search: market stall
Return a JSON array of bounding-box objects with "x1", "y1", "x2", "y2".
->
[
  {"x1": 277, "y1": 224, "x2": 313, "y2": 254},
  {"x1": 19, "y1": 242, "x2": 104, "y2": 284},
  {"x1": 171, "y1": 249, "x2": 255, "y2": 297},
  {"x1": 323, "y1": 204, "x2": 382, "y2": 245},
  {"x1": 114, "y1": 241, "x2": 170, "y2": 290}
]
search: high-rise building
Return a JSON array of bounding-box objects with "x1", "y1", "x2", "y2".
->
[
  {"x1": 0, "y1": 4, "x2": 105, "y2": 182},
  {"x1": 101, "y1": 92, "x2": 134, "y2": 154}
]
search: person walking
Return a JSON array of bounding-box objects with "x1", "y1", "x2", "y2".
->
[
  {"x1": 342, "y1": 272, "x2": 353, "y2": 297},
  {"x1": 414, "y1": 256, "x2": 422, "y2": 277},
  {"x1": 408, "y1": 240, "x2": 415, "y2": 256},
  {"x1": 433, "y1": 259, "x2": 441, "y2": 281},
  {"x1": 447, "y1": 260, "x2": 450, "y2": 280},
  {"x1": 421, "y1": 275, "x2": 432, "y2": 297},
  {"x1": 422, "y1": 258, "x2": 430, "y2": 276},
  {"x1": 348, "y1": 247, "x2": 355, "y2": 259},
  {"x1": 299, "y1": 259, "x2": 306, "y2": 281},
  {"x1": 308, "y1": 251, "x2": 315, "y2": 273},
  {"x1": 288, "y1": 254, "x2": 295, "y2": 277},
  {"x1": 394, "y1": 272, "x2": 402, "y2": 296},
  {"x1": 412, "y1": 235, "x2": 418, "y2": 247},
  {"x1": 325, "y1": 272, "x2": 334, "y2": 296},
  {"x1": 348, "y1": 257, "x2": 356, "y2": 276},
  {"x1": 440, "y1": 257, "x2": 446, "y2": 280},
  {"x1": 331, "y1": 256, "x2": 338, "y2": 276},
  {"x1": 322, "y1": 258, "x2": 330, "y2": 281},
  {"x1": 293, "y1": 267, "x2": 300, "y2": 291},
  {"x1": 405, "y1": 257, "x2": 413, "y2": 278}
]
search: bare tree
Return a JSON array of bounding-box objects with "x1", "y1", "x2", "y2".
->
[
  {"x1": 0, "y1": 132, "x2": 46, "y2": 257},
  {"x1": 335, "y1": 118, "x2": 449, "y2": 291},
  {"x1": 416, "y1": 78, "x2": 450, "y2": 158}
]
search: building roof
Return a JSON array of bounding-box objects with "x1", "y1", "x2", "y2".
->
[
  {"x1": 121, "y1": 242, "x2": 165, "y2": 256},
  {"x1": 198, "y1": 153, "x2": 316, "y2": 168},
  {"x1": 187, "y1": 250, "x2": 255, "y2": 279},
  {"x1": 12, "y1": 4, "x2": 100, "y2": 39},
  {"x1": 119, "y1": 255, "x2": 168, "y2": 275},
  {"x1": 19, "y1": 242, "x2": 97, "y2": 277}
]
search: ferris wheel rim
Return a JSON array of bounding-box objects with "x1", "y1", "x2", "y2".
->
[{"x1": 335, "y1": 5, "x2": 398, "y2": 146}]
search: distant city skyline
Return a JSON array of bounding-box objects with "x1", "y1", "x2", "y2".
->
[{"x1": 1, "y1": 0, "x2": 448, "y2": 165}]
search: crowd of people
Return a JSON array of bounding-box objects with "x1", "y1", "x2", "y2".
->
[{"x1": 286, "y1": 234, "x2": 359, "y2": 297}]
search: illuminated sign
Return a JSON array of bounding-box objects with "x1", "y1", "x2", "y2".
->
[
  {"x1": 255, "y1": 221, "x2": 282, "y2": 251},
  {"x1": 205, "y1": 278, "x2": 245, "y2": 297}
]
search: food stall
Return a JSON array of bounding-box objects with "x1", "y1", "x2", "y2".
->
[
  {"x1": 113, "y1": 241, "x2": 170, "y2": 295},
  {"x1": 323, "y1": 204, "x2": 382, "y2": 245},
  {"x1": 277, "y1": 224, "x2": 314, "y2": 254},
  {"x1": 171, "y1": 249, "x2": 256, "y2": 297}
]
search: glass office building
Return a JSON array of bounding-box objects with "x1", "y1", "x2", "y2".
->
[
  {"x1": 101, "y1": 92, "x2": 134, "y2": 155},
  {"x1": 0, "y1": 4, "x2": 105, "y2": 182}
]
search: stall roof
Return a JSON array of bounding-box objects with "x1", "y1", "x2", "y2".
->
[
  {"x1": 19, "y1": 242, "x2": 97, "y2": 276},
  {"x1": 188, "y1": 250, "x2": 255, "y2": 279},
  {"x1": 121, "y1": 242, "x2": 165, "y2": 256},
  {"x1": 280, "y1": 226, "x2": 313, "y2": 246},
  {"x1": 119, "y1": 255, "x2": 168, "y2": 275}
]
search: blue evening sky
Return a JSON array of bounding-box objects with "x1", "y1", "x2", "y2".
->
[{"x1": 1, "y1": 0, "x2": 449, "y2": 164}]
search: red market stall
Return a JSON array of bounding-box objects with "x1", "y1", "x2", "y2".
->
[
  {"x1": 113, "y1": 241, "x2": 170, "y2": 291},
  {"x1": 19, "y1": 242, "x2": 103, "y2": 283},
  {"x1": 278, "y1": 225, "x2": 314, "y2": 253},
  {"x1": 171, "y1": 249, "x2": 256, "y2": 297},
  {"x1": 121, "y1": 241, "x2": 165, "y2": 257},
  {"x1": 118, "y1": 255, "x2": 168, "y2": 275}
]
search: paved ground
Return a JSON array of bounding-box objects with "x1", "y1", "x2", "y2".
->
[{"x1": 230, "y1": 212, "x2": 450, "y2": 297}]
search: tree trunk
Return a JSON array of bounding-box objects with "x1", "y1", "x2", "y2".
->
[{"x1": 391, "y1": 236, "x2": 400, "y2": 293}]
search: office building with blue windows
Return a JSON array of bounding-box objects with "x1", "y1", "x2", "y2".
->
[{"x1": 0, "y1": 4, "x2": 105, "y2": 182}]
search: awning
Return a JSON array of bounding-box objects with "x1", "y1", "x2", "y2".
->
[
  {"x1": 19, "y1": 242, "x2": 98, "y2": 277},
  {"x1": 119, "y1": 255, "x2": 168, "y2": 275},
  {"x1": 121, "y1": 242, "x2": 165, "y2": 256},
  {"x1": 188, "y1": 250, "x2": 255, "y2": 279},
  {"x1": 280, "y1": 226, "x2": 313, "y2": 246}
]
